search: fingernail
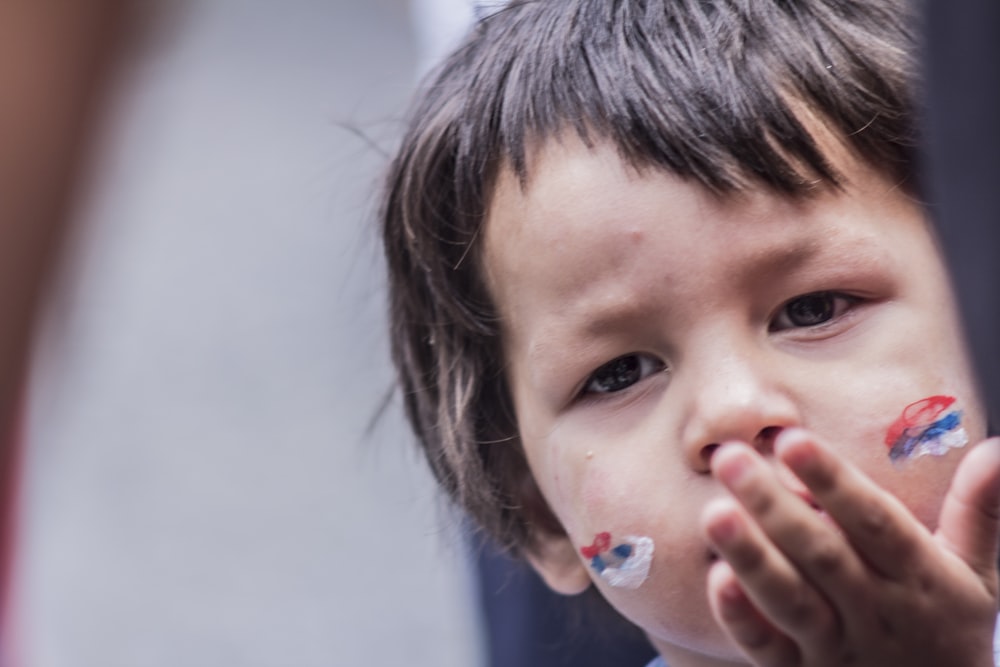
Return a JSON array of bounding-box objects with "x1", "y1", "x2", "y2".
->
[
  {"x1": 714, "y1": 445, "x2": 755, "y2": 488},
  {"x1": 781, "y1": 440, "x2": 818, "y2": 474},
  {"x1": 706, "y1": 506, "x2": 743, "y2": 547},
  {"x1": 720, "y1": 576, "x2": 746, "y2": 605},
  {"x1": 776, "y1": 431, "x2": 820, "y2": 476}
]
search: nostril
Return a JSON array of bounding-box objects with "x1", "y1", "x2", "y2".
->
[
  {"x1": 755, "y1": 426, "x2": 784, "y2": 452},
  {"x1": 701, "y1": 443, "x2": 720, "y2": 468}
]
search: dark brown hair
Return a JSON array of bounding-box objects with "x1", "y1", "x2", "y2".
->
[{"x1": 381, "y1": 0, "x2": 920, "y2": 556}]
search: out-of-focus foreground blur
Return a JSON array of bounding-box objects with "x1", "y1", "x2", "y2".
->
[{"x1": 10, "y1": 2, "x2": 482, "y2": 665}]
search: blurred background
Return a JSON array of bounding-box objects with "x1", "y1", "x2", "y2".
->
[{"x1": 11, "y1": 1, "x2": 483, "y2": 665}]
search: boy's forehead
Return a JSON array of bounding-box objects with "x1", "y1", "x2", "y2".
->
[
  {"x1": 481, "y1": 134, "x2": 921, "y2": 331},
  {"x1": 485, "y1": 137, "x2": 699, "y2": 256},
  {"x1": 483, "y1": 135, "x2": 814, "y2": 279},
  {"x1": 483, "y1": 116, "x2": 892, "y2": 253},
  {"x1": 482, "y1": 139, "x2": 643, "y2": 299}
]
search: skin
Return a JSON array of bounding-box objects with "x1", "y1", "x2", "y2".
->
[{"x1": 482, "y1": 134, "x2": 1000, "y2": 666}]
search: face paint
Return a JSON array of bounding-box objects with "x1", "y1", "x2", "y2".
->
[
  {"x1": 885, "y1": 395, "x2": 968, "y2": 462},
  {"x1": 580, "y1": 532, "x2": 654, "y2": 590}
]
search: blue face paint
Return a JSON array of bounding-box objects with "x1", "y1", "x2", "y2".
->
[{"x1": 885, "y1": 395, "x2": 968, "y2": 462}]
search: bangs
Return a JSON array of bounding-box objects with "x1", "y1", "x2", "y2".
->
[{"x1": 443, "y1": 0, "x2": 917, "y2": 195}]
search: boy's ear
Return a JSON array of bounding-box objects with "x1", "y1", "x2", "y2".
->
[{"x1": 525, "y1": 532, "x2": 593, "y2": 595}]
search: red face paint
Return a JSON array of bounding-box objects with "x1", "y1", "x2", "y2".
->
[
  {"x1": 580, "y1": 532, "x2": 611, "y2": 560},
  {"x1": 884, "y1": 395, "x2": 955, "y2": 446}
]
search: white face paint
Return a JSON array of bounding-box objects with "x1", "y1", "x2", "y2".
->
[
  {"x1": 599, "y1": 535, "x2": 655, "y2": 589},
  {"x1": 581, "y1": 533, "x2": 655, "y2": 590}
]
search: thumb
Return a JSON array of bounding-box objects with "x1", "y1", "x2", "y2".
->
[{"x1": 936, "y1": 437, "x2": 1000, "y2": 589}]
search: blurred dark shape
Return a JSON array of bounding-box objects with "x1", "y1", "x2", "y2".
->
[
  {"x1": 1, "y1": 0, "x2": 132, "y2": 649},
  {"x1": 923, "y1": 0, "x2": 1000, "y2": 429}
]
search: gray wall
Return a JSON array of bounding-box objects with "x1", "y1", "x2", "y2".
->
[{"x1": 16, "y1": 2, "x2": 482, "y2": 665}]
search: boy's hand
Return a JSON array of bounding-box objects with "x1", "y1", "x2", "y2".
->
[{"x1": 701, "y1": 429, "x2": 1000, "y2": 667}]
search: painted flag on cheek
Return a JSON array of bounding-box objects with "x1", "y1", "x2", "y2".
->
[
  {"x1": 580, "y1": 532, "x2": 655, "y2": 590},
  {"x1": 885, "y1": 395, "x2": 968, "y2": 462}
]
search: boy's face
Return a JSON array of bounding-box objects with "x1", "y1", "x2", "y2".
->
[{"x1": 482, "y1": 136, "x2": 985, "y2": 666}]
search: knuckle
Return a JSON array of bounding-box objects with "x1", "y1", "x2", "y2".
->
[
  {"x1": 857, "y1": 507, "x2": 890, "y2": 536},
  {"x1": 874, "y1": 605, "x2": 899, "y2": 639},
  {"x1": 744, "y1": 488, "x2": 775, "y2": 516},
  {"x1": 805, "y1": 461, "x2": 839, "y2": 495},
  {"x1": 807, "y1": 537, "x2": 845, "y2": 576},
  {"x1": 730, "y1": 540, "x2": 767, "y2": 572},
  {"x1": 781, "y1": 590, "x2": 836, "y2": 639},
  {"x1": 782, "y1": 592, "x2": 821, "y2": 629}
]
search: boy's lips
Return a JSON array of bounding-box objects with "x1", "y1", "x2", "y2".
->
[
  {"x1": 792, "y1": 488, "x2": 822, "y2": 511},
  {"x1": 791, "y1": 488, "x2": 839, "y2": 528}
]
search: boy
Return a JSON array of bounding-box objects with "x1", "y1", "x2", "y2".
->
[{"x1": 380, "y1": 1, "x2": 1000, "y2": 665}]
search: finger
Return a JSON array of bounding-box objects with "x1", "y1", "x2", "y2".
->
[
  {"x1": 712, "y1": 443, "x2": 870, "y2": 605},
  {"x1": 775, "y1": 428, "x2": 930, "y2": 578},
  {"x1": 707, "y1": 559, "x2": 800, "y2": 667},
  {"x1": 702, "y1": 494, "x2": 839, "y2": 652},
  {"x1": 935, "y1": 437, "x2": 1000, "y2": 589}
]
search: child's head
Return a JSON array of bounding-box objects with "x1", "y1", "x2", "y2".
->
[{"x1": 382, "y1": 0, "x2": 985, "y2": 662}]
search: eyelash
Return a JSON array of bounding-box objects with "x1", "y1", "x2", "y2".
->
[
  {"x1": 582, "y1": 353, "x2": 666, "y2": 396},
  {"x1": 769, "y1": 291, "x2": 860, "y2": 332}
]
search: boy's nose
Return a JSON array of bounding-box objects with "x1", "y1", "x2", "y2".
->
[{"x1": 679, "y1": 347, "x2": 800, "y2": 473}]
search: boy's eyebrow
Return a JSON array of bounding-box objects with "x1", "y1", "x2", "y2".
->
[
  {"x1": 732, "y1": 236, "x2": 824, "y2": 285},
  {"x1": 578, "y1": 236, "x2": 826, "y2": 329},
  {"x1": 524, "y1": 233, "x2": 875, "y2": 356}
]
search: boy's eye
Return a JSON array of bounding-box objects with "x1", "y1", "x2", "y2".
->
[
  {"x1": 584, "y1": 354, "x2": 665, "y2": 395},
  {"x1": 771, "y1": 291, "x2": 855, "y2": 331}
]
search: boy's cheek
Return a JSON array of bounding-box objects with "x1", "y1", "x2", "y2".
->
[
  {"x1": 540, "y1": 442, "x2": 658, "y2": 552},
  {"x1": 542, "y1": 448, "x2": 617, "y2": 538},
  {"x1": 803, "y1": 391, "x2": 979, "y2": 527},
  {"x1": 529, "y1": 417, "x2": 617, "y2": 519},
  {"x1": 569, "y1": 464, "x2": 666, "y2": 592}
]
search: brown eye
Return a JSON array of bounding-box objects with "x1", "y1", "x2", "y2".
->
[
  {"x1": 584, "y1": 354, "x2": 665, "y2": 394},
  {"x1": 771, "y1": 292, "x2": 855, "y2": 331}
]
